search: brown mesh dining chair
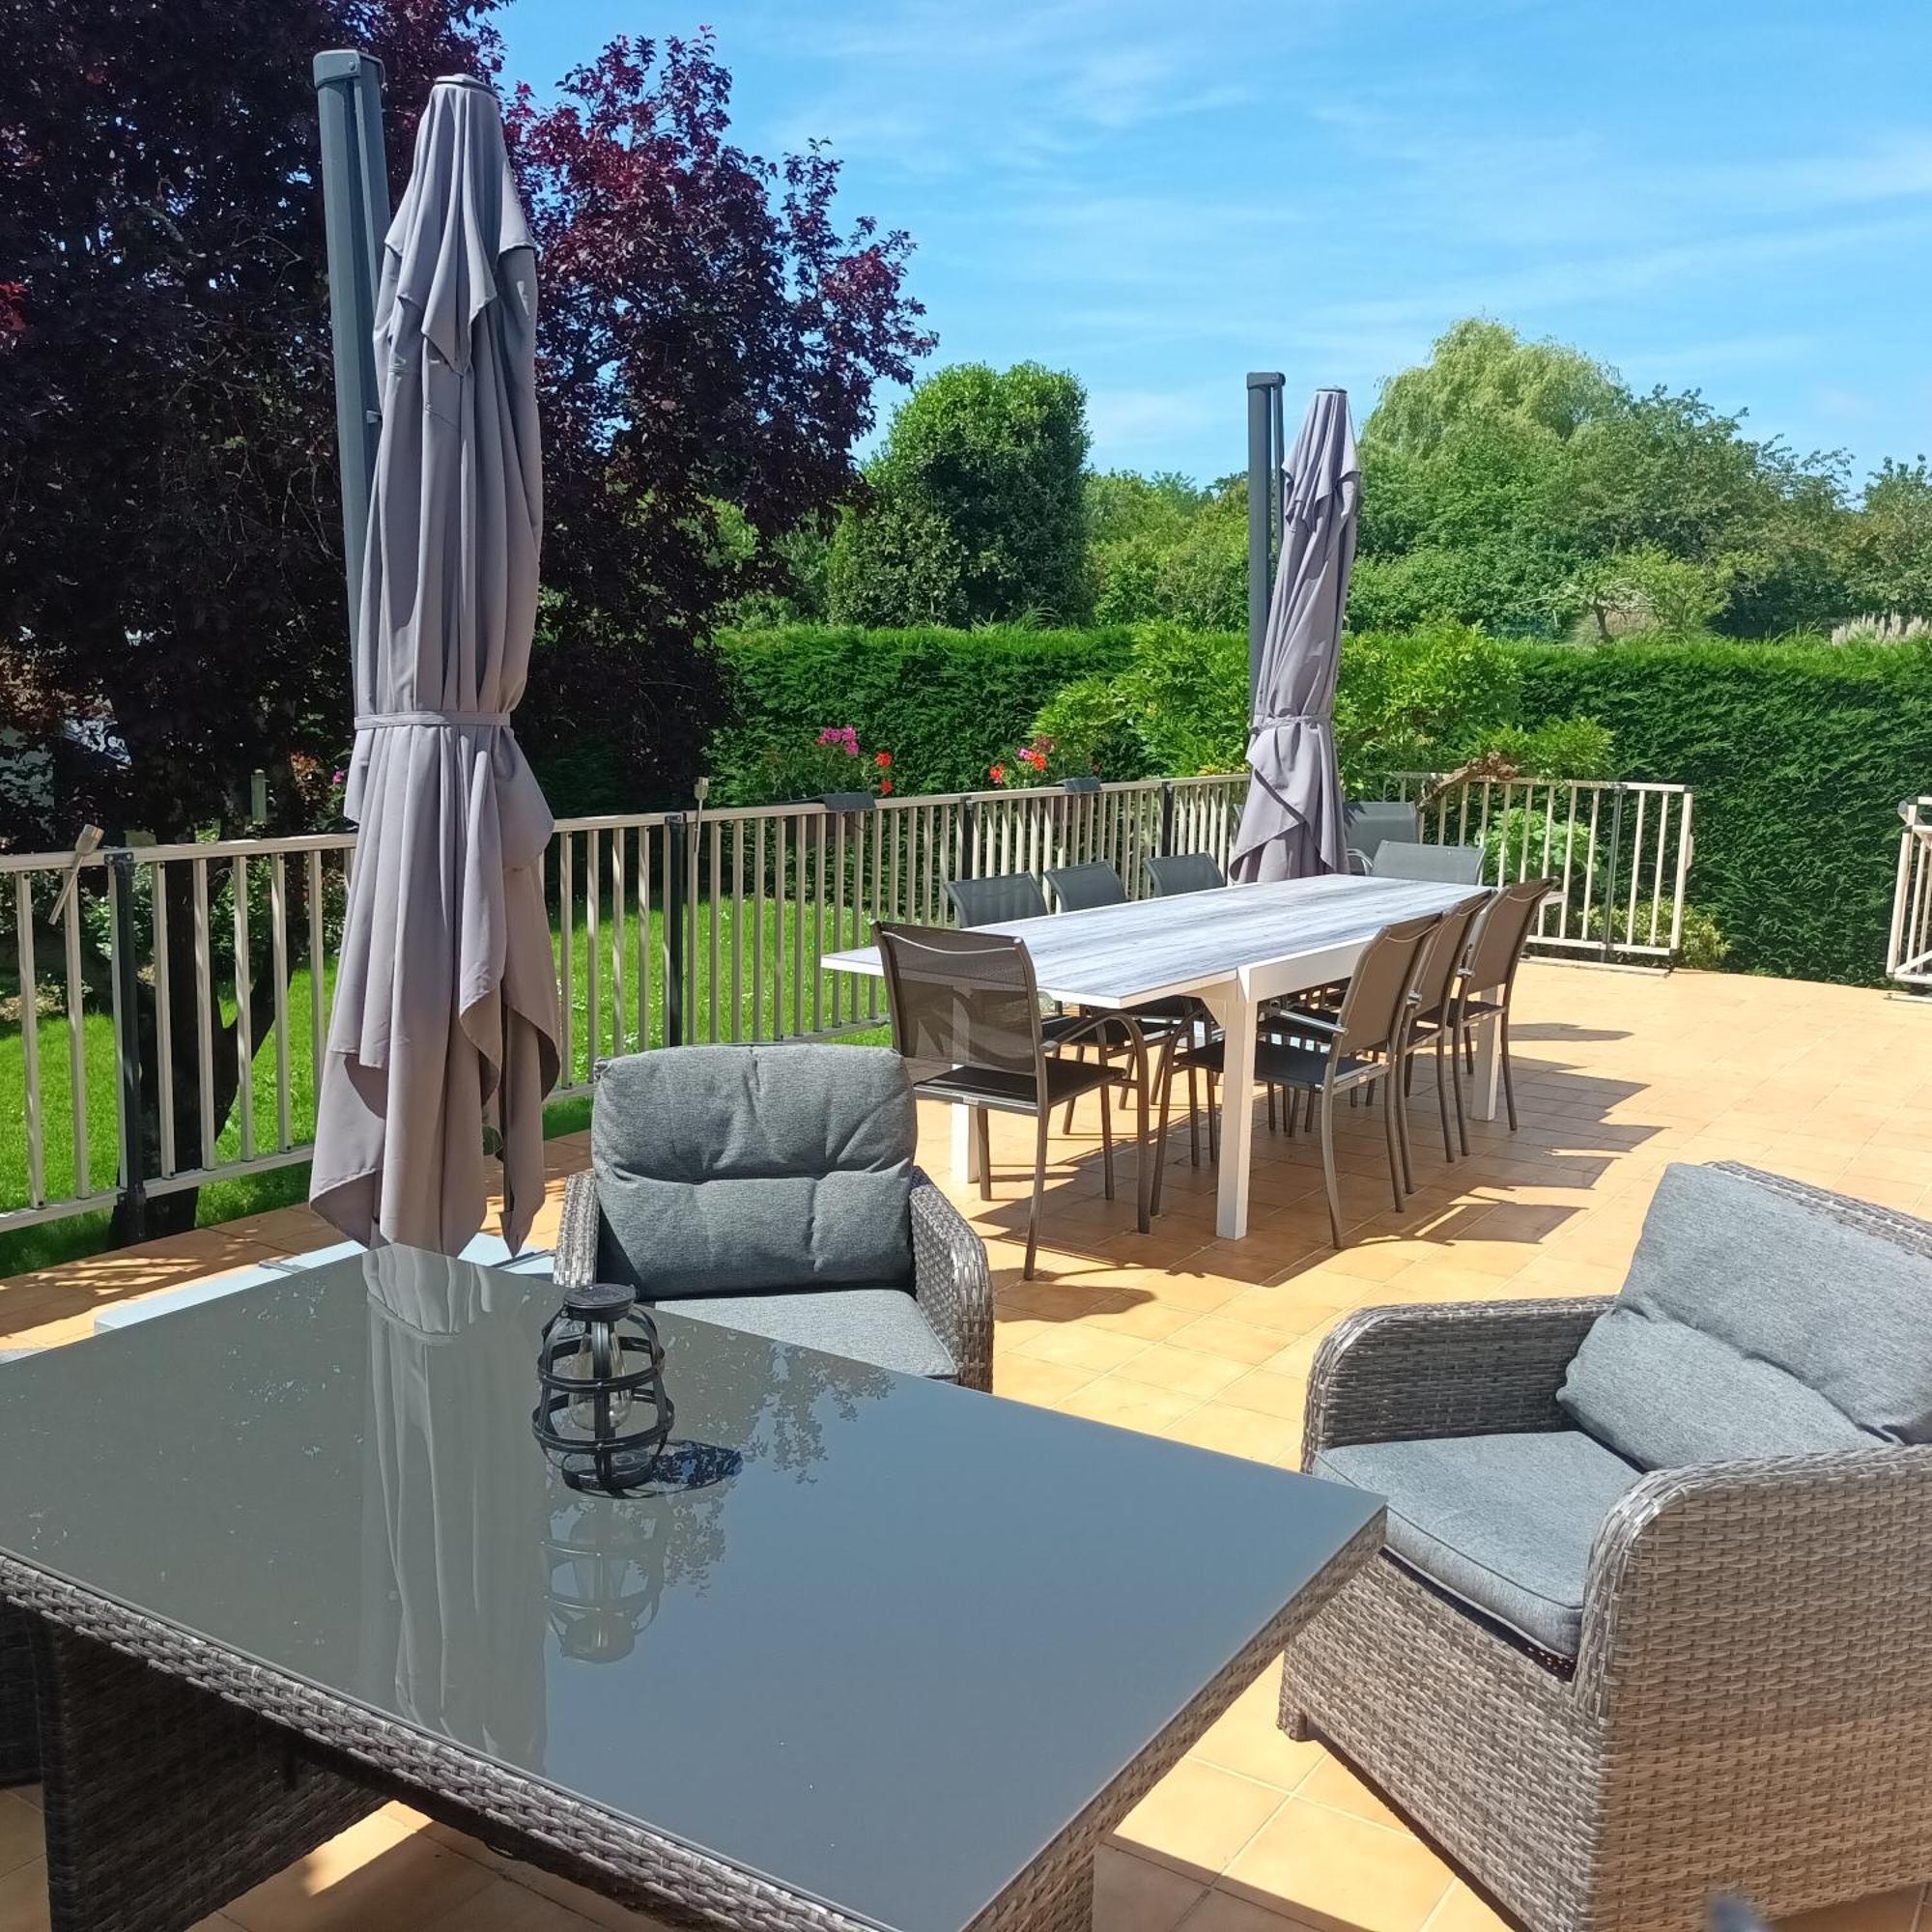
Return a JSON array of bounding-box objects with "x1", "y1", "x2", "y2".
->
[
  {"x1": 1156, "y1": 914, "x2": 1442, "y2": 1247},
  {"x1": 1392, "y1": 892, "x2": 1492, "y2": 1168},
  {"x1": 876, "y1": 923, "x2": 1152, "y2": 1278},
  {"x1": 1454, "y1": 877, "x2": 1554, "y2": 1136}
]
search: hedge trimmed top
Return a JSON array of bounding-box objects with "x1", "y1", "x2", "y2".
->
[{"x1": 701, "y1": 621, "x2": 1932, "y2": 987}]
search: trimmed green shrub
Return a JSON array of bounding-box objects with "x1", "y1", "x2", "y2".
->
[
  {"x1": 708, "y1": 624, "x2": 1135, "y2": 802},
  {"x1": 1514, "y1": 635, "x2": 1932, "y2": 983}
]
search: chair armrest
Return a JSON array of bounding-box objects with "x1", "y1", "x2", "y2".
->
[
  {"x1": 1303, "y1": 1296, "x2": 1611, "y2": 1462},
  {"x1": 909, "y1": 1168, "x2": 993, "y2": 1393},
  {"x1": 555, "y1": 1170, "x2": 602, "y2": 1289},
  {"x1": 1575, "y1": 1444, "x2": 1932, "y2": 1729}
]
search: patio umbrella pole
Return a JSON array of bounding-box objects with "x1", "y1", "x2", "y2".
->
[
  {"x1": 1245, "y1": 370, "x2": 1285, "y2": 704},
  {"x1": 313, "y1": 49, "x2": 391, "y2": 647}
]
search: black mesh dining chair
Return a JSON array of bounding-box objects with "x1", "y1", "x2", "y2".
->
[
  {"x1": 1146, "y1": 853, "x2": 1224, "y2": 896},
  {"x1": 1042, "y1": 861, "x2": 1126, "y2": 912},
  {"x1": 945, "y1": 873, "x2": 1048, "y2": 928},
  {"x1": 876, "y1": 923, "x2": 1152, "y2": 1278}
]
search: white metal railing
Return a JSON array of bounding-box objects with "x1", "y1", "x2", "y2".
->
[
  {"x1": 1387, "y1": 774, "x2": 1694, "y2": 962},
  {"x1": 1888, "y1": 797, "x2": 1932, "y2": 989},
  {"x1": 0, "y1": 767, "x2": 1682, "y2": 1236}
]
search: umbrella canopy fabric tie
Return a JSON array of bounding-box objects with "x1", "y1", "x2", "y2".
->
[{"x1": 355, "y1": 710, "x2": 511, "y2": 729}]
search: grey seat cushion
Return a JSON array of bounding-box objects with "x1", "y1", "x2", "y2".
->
[
  {"x1": 1558, "y1": 1163, "x2": 1932, "y2": 1468},
  {"x1": 1313, "y1": 1430, "x2": 1645, "y2": 1658},
  {"x1": 658, "y1": 1289, "x2": 956, "y2": 1381},
  {"x1": 593, "y1": 1044, "x2": 917, "y2": 1299}
]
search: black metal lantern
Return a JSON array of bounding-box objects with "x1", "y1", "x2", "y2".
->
[{"x1": 531, "y1": 1283, "x2": 674, "y2": 1493}]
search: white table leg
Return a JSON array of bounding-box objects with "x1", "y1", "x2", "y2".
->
[
  {"x1": 1470, "y1": 1012, "x2": 1502, "y2": 1122},
  {"x1": 1200, "y1": 979, "x2": 1257, "y2": 1239},
  {"x1": 952, "y1": 1105, "x2": 982, "y2": 1184}
]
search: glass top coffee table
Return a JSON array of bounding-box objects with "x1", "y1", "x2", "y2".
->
[{"x1": 0, "y1": 1246, "x2": 1381, "y2": 1932}]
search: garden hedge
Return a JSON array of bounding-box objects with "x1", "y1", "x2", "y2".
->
[
  {"x1": 1513, "y1": 637, "x2": 1932, "y2": 985},
  {"x1": 710, "y1": 624, "x2": 1135, "y2": 799}
]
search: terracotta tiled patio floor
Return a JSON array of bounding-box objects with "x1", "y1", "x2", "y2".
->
[{"x1": 2, "y1": 962, "x2": 1928, "y2": 1932}]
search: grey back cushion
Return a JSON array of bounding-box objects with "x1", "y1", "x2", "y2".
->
[
  {"x1": 1558, "y1": 1163, "x2": 1932, "y2": 1467},
  {"x1": 592, "y1": 1044, "x2": 917, "y2": 1299}
]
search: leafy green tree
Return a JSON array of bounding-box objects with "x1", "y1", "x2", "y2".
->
[
  {"x1": 1369, "y1": 318, "x2": 1619, "y2": 454},
  {"x1": 1843, "y1": 460, "x2": 1932, "y2": 621},
  {"x1": 1355, "y1": 322, "x2": 1854, "y2": 639},
  {"x1": 828, "y1": 362, "x2": 1091, "y2": 625}
]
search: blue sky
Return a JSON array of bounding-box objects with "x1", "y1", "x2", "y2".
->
[{"x1": 494, "y1": 1, "x2": 1932, "y2": 491}]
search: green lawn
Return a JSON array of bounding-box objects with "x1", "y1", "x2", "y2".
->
[{"x1": 0, "y1": 894, "x2": 888, "y2": 1278}]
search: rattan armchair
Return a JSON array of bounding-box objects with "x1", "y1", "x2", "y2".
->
[{"x1": 1282, "y1": 1163, "x2": 1932, "y2": 1932}]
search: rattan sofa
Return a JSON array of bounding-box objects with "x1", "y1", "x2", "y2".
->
[
  {"x1": 557, "y1": 1043, "x2": 994, "y2": 1392},
  {"x1": 1283, "y1": 1161, "x2": 1932, "y2": 1932}
]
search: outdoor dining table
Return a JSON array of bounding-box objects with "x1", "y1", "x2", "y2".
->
[
  {"x1": 824, "y1": 872, "x2": 1496, "y2": 1240},
  {"x1": 0, "y1": 1244, "x2": 1383, "y2": 1932}
]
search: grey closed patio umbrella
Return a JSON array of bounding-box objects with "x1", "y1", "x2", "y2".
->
[
  {"x1": 1229, "y1": 388, "x2": 1359, "y2": 882},
  {"x1": 311, "y1": 76, "x2": 560, "y2": 1255}
]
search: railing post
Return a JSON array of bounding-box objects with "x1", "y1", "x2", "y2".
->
[
  {"x1": 1599, "y1": 787, "x2": 1625, "y2": 963},
  {"x1": 963, "y1": 797, "x2": 980, "y2": 879},
  {"x1": 666, "y1": 812, "x2": 689, "y2": 1048},
  {"x1": 1159, "y1": 781, "x2": 1176, "y2": 858},
  {"x1": 107, "y1": 847, "x2": 147, "y2": 1241}
]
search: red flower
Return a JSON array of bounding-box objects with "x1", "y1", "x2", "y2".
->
[
  {"x1": 989, "y1": 763, "x2": 1006, "y2": 784},
  {"x1": 879, "y1": 778, "x2": 894, "y2": 795},
  {"x1": 874, "y1": 750, "x2": 893, "y2": 768}
]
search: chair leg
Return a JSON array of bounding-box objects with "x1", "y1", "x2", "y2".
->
[
  {"x1": 976, "y1": 1105, "x2": 993, "y2": 1202},
  {"x1": 1266, "y1": 1085, "x2": 1277, "y2": 1134},
  {"x1": 1501, "y1": 1010, "x2": 1519, "y2": 1132},
  {"x1": 1024, "y1": 1107, "x2": 1050, "y2": 1279},
  {"x1": 1186, "y1": 1066, "x2": 1201, "y2": 1168},
  {"x1": 1132, "y1": 1041, "x2": 1151, "y2": 1235},
  {"x1": 1098, "y1": 1075, "x2": 1116, "y2": 1202},
  {"x1": 1449, "y1": 1009, "x2": 1471, "y2": 1155},
  {"x1": 1318, "y1": 1086, "x2": 1345, "y2": 1249},
  {"x1": 1207, "y1": 1074, "x2": 1220, "y2": 1164},
  {"x1": 1151, "y1": 1043, "x2": 1179, "y2": 1218},
  {"x1": 1379, "y1": 1073, "x2": 1404, "y2": 1211},
  {"x1": 1391, "y1": 1047, "x2": 1416, "y2": 1195},
  {"x1": 1434, "y1": 1032, "x2": 1455, "y2": 1162}
]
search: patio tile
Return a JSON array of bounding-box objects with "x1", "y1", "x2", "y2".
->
[
  {"x1": 1178, "y1": 1889, "x2": 1327, "y2": 1932},
  {"x1": 1113, "y1": 1344, "x2": 1254, "y2": 1399},
  {"x1": 1221, "y1": 1799, "x2": 1455, "y2": 1932},
  {"x1": 992, "y1": 1354, "x2": 1101, "y2": 1405},
  {"x1": 0, "y1": 1859, "x2": 48, "y2": 1932},
  {"x1": 1159, "y1": 1403, "x2": 1305, "y2": 1465},
  {"x1": 1775, "y1": 1887, "x2": 1927, "y2": 1932},
  {"x1": 226, "y1": 1806, "x2": 497, "y2": 1931},
  {"x1": 1094, "y1": 1844, "x2": 1211, "y2": 1932},
  {"x1": 1294, "y1": 1755, "x2": 1408, "y2": 1832},
  {"x1": 1419, "y1": 1881, "x2": 1513, "y2": 1932},
  {"x1": 1163, "y1": 1316, "x2": 1300, "y2": 1367},
  {"x1": 0, "y1": 1790, "x2": 42, "y2": 1878},
  {"x1": 1058, "y1": 1377, "x2": 1203, "y2": 1435},
  {"x1": 1186, "y1": 1671, "x2": 1326, "y2": 1792},
  {"x1": 1216, "y1": 1371, "x2": 1311, "y2": 1422},
  {"x1": 1113, "y1": 1760, "x2": 1287, "y2": 1881}
]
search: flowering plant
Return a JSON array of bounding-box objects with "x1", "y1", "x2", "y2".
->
[
  {"x1": 988, "y1": 732, "x2": 1091, "y2": 786},
  {"x1": 774, "y1": 724, "x2": 896, "y2": 799}
]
